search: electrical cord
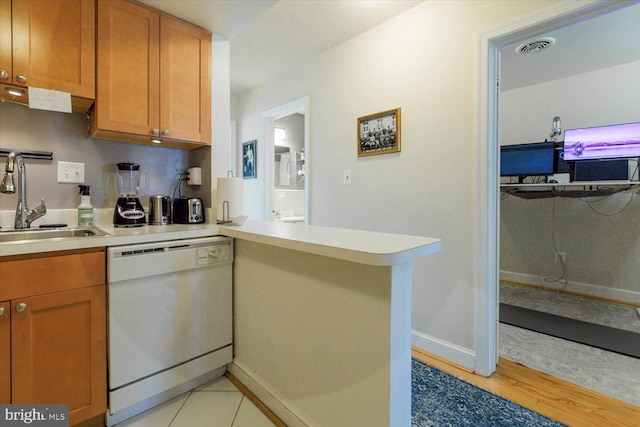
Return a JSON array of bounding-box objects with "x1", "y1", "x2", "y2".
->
[
  {"x1": 541, "y1": 196, "x2": 568, "y2": 292},
  {"x1": 171, "y1": 171, "x2": 189, "y2": 200},
  {"x1": 578, "y1": 160, "x2": 637, "y2": 216},
  {"x1": 581, "y1": 191, "x2": 635, "y2": 216}
]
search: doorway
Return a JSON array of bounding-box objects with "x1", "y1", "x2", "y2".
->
[
  {"x1": 477, "y1": 1, "x2": 632, "y2": 377},
  {"x1": 262, "y1": 97, "x2": 310, "y2": 223}
]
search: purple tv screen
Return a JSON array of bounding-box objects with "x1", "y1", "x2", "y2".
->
[{"x1": 563, "y1": 122, "x2": 640, "y2": 161}]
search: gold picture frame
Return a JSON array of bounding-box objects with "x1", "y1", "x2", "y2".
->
[{"x1": 357, "y1": 108, "x2": 401, "y2": 157}]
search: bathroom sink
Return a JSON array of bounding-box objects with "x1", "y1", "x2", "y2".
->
[{"x1": 0, "y1": 226, "x2": 109, "y2": 243}]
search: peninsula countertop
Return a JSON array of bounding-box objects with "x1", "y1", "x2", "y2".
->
[
  {"x1": 0, "y1": 218, "x2": 441, "y2": 265},
  {"x1": 220, "y1": 220, "x2": 441, "y2": 266}
]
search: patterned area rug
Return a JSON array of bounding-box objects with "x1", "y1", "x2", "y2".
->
[{"x1": 411, "y1": 359, "x2": 566, "y2": 426}]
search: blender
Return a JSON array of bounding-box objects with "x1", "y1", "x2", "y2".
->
[{"x1": 113, "y1": 161, "x2": 148, "y2": 227}]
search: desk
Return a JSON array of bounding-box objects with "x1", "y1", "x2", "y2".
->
[{"x1": 500, "y1": 181, "x2": 640, "y2": 200}]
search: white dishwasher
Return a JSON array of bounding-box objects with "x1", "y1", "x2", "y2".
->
[{"x1": 106, "y1": 236, "x2": 233, "y2": 425}]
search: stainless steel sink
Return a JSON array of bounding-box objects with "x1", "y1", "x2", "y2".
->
[{"x1": 0, "y1": 226, "x2": 109, "y2": 243}]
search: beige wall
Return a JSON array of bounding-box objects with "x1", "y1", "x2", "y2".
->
[
  {"x1": 234, "y1": 0, "x2": 560, "y2": 355},
  {"x1": 232, "y1": 239, "x2": 393, "y2": 426}
]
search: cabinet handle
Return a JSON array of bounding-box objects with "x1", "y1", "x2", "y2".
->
[
  {"x1": 162, "y1": 129, "x2": 169, "y2": 136},
  {"x1": 16, "y1": 74, "x2": 27, "y2": 84},
  {"x1": 0, "y1": 70, "x2": 8, "y2": 80},
  {"x1": 15, "y1": 303, "x2": 27, "y2": 312},
  {"x1": 151, "y1": 128, "x2": 159, "y2": 135},
  {"x1": 0, "y1": 307, "x2": 4, "y2": 316}
]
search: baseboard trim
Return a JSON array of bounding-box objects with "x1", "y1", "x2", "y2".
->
[
  {"x1": 411, "y1": 330, "x2": 475, "y2": 372},
  {"x1": 227, "y1": 359, "x2": 320, "y2": 427},
  {"x1": 500, "y1": 270, "x2": 640, "y2": 306},
  {"x1": 225, "y1": 371, "x2": 286, "y2": 427}
]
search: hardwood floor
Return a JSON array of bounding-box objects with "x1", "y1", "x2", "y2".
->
[{"x1": 412, "y1": 347, "x2": 640, "y2": 427}]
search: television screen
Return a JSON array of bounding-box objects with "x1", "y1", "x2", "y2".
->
[
  {"x1": 500, "y1": 142, "x2": 556, "y2": 177},
  {"x1": 563, "y1": 122, "x2": 640, "y2": 161}
]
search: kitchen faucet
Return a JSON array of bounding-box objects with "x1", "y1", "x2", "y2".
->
[{"x1": 0, "y1": 151, "x2": 46, "y2": 228}]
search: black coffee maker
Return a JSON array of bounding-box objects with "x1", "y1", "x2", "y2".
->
[{"x1": 113, "y1": 162, "x2": 148, "y2": 227}]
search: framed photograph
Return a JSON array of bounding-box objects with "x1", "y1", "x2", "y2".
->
[
  {"x1": 357, "y1": 108, "x2": 401, "y2": 157},
  {"x1": 242, "y1": 140, "x2": 257, "y2": 179}
]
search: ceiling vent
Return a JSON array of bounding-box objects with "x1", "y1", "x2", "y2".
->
[{"x1": 516, "y1": 38, "x2": 555, "y2": 55}]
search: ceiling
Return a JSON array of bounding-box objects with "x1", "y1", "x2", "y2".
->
[
  {"x1": 139, "y1": 0, "x2": 422, "y2": 93},
  {"x1": 138, "y1": 0, "x2": 640, "y2": 94},
  {"x1": 500, "y1": 2, "x2": 640, "y2": 91}
]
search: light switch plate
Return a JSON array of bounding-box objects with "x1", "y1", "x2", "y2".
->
[
  {"x1": 343, "y1": 170, "x2": 352, "y2": 185},
  {"x1": 57, "y1": 161, "x2": 85, "y2": 183}
]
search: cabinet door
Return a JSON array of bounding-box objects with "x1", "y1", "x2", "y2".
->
[
  {"x1": 0, "y1": 0, "x2": 11, "y2": 84},
  {"x1": 160, "y1": 15, "x2": 211, "y2": 144},
  {"x1": 96, "y1": 0, "x2": 160, "y2": 136},
  {"x1": 0, "y1": 301, "x2": 9, "y2": 404},
  {"x1": 11, "y1": 0, "x2": 95, "y2": 99},
  {"x1": 11, "y1": 286, "x2": 106, "y2": 425}
]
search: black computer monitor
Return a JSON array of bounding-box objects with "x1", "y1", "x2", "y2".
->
[{"x1": 500, "y1": 142, "x2": 556, "y2": 181}]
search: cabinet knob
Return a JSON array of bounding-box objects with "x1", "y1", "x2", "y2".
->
[
  {"x1": 0, "y1": 307, "x2": 4, "y2": 316},
  {"x1": 16, "y1": 303, "x2": 27, "y2": 312},
  {"x1": 0, "y1": 70, "x2": 8, "y2": 80},
  {"x1": 162, "y1": 129, "x2": 169, "y2": 136},
  {"x1": 151, "y1": 128, "x2": 159, "y2": 135},
  {"x1": 16, "y1": 74, "x2": 27, "y2": 84}
]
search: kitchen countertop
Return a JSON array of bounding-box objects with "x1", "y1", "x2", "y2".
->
[
  {"x1": 220, "y1": 220, "x2": 441, "y2": 266},
  {"x1": 1, "y1": 218, "x2": 441, "y2": 266},
  {"x1": 0, "y1": 223, "x2": 222, "y2": 257}
]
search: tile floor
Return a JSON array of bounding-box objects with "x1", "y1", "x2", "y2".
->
[
  {"x1": 499, "y1": 282, "x2": 640, "y2": 408},
  {"x1": 115, "y1": 376, "x2": 276, "y2": 427}
]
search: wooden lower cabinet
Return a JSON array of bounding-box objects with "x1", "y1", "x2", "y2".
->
[
  {"x1": 0, "y1": 301, "x2": 10, "y2": 403},
  {"x1": 0, "y1": 249, "x2": 107, "y2": 425}
]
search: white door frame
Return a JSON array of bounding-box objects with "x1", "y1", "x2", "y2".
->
[
  {"x1": 475, "y1": 0, "x2": 629, "y2": 376},
  {"x1": 262, "y1": 96, "x2": 311, "y2": 223}
]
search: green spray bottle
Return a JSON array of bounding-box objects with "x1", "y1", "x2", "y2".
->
[{"x1": 78, "y1": 185, "x2": 94, "y2": 226}]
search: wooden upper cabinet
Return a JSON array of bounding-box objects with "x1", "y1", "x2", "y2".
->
[
  {"x1": 10, "y1": 0, "x2": 95, "y2": 99},
  {"x1": 0, "y1": 0, "x2": 11, "y2": 85},
  {"x1": 91, "y1": 0, "x2": 211, "y2": 149},
  {"x1": 160, "y1": 15, "x2": 211, "y2": 145},
  {"x1": 95, "y1": 0, "x2": 160, "y2": 137}
]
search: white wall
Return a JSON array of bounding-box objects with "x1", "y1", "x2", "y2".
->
[
  {"x1": 500, "y1": 60, "x2": 640, "y2": 303},
  {"x1": 234, "y1": 1, "x2": 558, "y2": 361},
  {"x1": 210, "y1": 38, "x2": 232, "y2": 219},
  {"x1": 501, "y1": 61, "x2": 640, "y2": 145}
]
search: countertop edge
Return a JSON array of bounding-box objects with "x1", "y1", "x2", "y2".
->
[{"x1": 220, "y1": 221, "x2": 442, "y2": 266}]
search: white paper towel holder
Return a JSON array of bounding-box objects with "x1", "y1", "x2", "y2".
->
[
  {"x1": 217, "y1": 201, "x2": 232, "y2": 224},
  {"x1": 217, "y1": 170, "x2": 235, "y2": 225}
]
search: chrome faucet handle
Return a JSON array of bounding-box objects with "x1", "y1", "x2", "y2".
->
[{"x1": 27, "y1": 198, "x2": 47, "y2": 224}]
